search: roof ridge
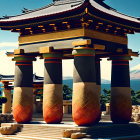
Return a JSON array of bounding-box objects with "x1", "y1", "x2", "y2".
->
[
  {"x1": 54, "y1": 0, "x2": 84, "y2": 6},
  {"x1": 0, "y1": 2, "x2": 55, "y2": 20}
]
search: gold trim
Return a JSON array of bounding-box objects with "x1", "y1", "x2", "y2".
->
[
  {"x1": 72, "y1": 39, "x2": 91, "y2": 46},
  {"x1": 88, "y1": 12, "x2": 140, "y2": 31},
  {"x1": 19, "y1": 28, "x2": 85, "y2": 44},
  {"x1": 19, "y1": 28, "x2": 128, "y2": 45},
  {"x1": 94, "y1": 44, "x2": 105, "y2": 50},
  {"x1": 0, "y1": 13, "x2": 84, "y2": 29},
  {"x1": 40, "y1": 46, "x2": 53, "y2": 54},
  {"x1": 84, "y1": 29, "x2": 128, "y2": 45},
  {"x1": 0, "y1": 9, "x2": 140, "y2": 31},
  {"x1": 14, "y1": 49, "x2": 24, "y2": 55}
]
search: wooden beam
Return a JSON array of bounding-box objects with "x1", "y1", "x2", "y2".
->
[
  {"x1": 14, "y1": 49, "x2": 24, "y2": 55},
  {"x1": 72, "y1": 39, "x2": 91, "y2": 47},
  {"x1": 128, "y1": 49, "x2": 139, "y2": 57},
  {"x1": 94, "y1": 44, "x2": 105, "y2": 50},
  {"x1": 39, "y1": 46, "x2": 54, "y2": 54},
  {"x1": 19, "y1": 28, "x2": 128, "y2": 46}
]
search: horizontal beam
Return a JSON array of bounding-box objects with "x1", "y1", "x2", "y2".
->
[
  {"x1": 14, "y1": 49, "x2": 24, "y2": 55},
  {"x1": 19, "y1": 28, "x2": 128, "y2": 46},
  {"x1": 72, "y1": 39, "x2": 91, "y2": 46},
  {"x1": 39, "y1": 46, "x2": 53, "y2": 54}
]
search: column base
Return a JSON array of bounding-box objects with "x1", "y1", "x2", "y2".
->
[
  {"x1": 96, "y1": 85, "x2": 101, "y2": 96},
  {"x1": 2, "y1": 89, "x2": 11, "y2": 114},
  {"x1": 43, "y1": 84, "x2": 63, "y2": 124},
  {"x1": 111, "y1": 87, "x2": 132, "y2": 124},
  {"x1": 13, "y1": 87, "x2": 33, "y2": 123},
  {"x1": 72, "y1": 82, "x2": 101, "y2": 126}
]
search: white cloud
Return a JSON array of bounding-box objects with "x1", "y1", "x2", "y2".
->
[
  {"x1": 63, "y1": 60, "x2": 73, "y2": 77},
  {"x1": 0, "y1": 42, "x2": 18, "y2": 48},
  {"x1": 33, "y1": 59, "x2": 74, "y2": 77},
  {"x1": 101, "y1": 58, "x2": 111, "y2": 81},
  {"x1": 33, "y1": 57, "x2": 44, "y2": 76},
  {"x1": 0, "y1": 50, "x2": 15, "y2": 75},
  {"x1": 130, "y1": 64, "x2": 140, "y2": 71}
]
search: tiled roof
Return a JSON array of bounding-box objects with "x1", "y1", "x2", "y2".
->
[
  {"x1": 0, "y1": 0, "x2": 84, "y2": 22},
  {"x1": 0, "y1": 74, "x2": 44, "y2": 84},
  {"x1": 0, "y1": 0, "x2": 139, "y2": 30},
  {"x1": 89, "y1": 0, "x2": 140, "y2": 23}
]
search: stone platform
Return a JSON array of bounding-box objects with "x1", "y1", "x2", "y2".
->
[
  {"x1": 0, "y1": 114, "x2": 140, "y2": 140},
  {"x1": 1, "y1": 121, "x2": 140, "y2": 140}
]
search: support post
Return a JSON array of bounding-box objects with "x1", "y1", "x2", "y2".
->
[
  {"x1": 110, "y1": 55, "x2": 132, "y2": 123},
  {"x1": 33, "y1": 88, "x2": 37, "y2": 113},
  {"x1": 40, "y1": 47, "x2": 63, "y2": 124},
  {"x1": 72, "y1": 40, "x2": 101, "y2": 126},
  {"x1": 2, "y1": 84, "x2": 12, "y2": 114},
  {"x1": 95, "y1": 58, "x2": 101, "y2": 96},
  {"x1": 13, "y1": 54, "x2": 35, "y2": 123},
  {"x1": 106, "y1": 103, "x2": 110, "y2": 115}
]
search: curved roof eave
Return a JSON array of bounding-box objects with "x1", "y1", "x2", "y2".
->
[
  {"x1": 0, "y1": 0, "x2": 85, "y2": 25},
  {"x1": 89, "y1": 0, "x2": 140, "y2": 25},
  {"x1": 0, "y1": 0, "x2": 140, "y2": 31}
]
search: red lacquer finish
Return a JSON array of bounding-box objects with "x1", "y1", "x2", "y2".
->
[
  {"x1": 13, "y1": 104, "x2": 32, "y2": 123},
  {"x1": 73, "y1": 103, "x2": 101, "y2": 126},
  {"x1": 43, "y1": 105, "x2": 63, "y2": 124}
]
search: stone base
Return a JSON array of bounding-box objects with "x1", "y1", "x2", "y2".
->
[
  {"x1": 0, "y1": 124, "x2": 23, "y2": 135},
  {"x1": 0, "y1": 114, "x2": 13, "y2": 124},
  {"x1": 1, "y1": 121, "x2": 140, "y2": 139}
]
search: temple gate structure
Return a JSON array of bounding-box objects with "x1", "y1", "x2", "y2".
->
[
  {"x1": 0, "y1": 0, "x2": 140, "y2": 125},
  {"x1": 0, "y1": 74, "x2": 44, "y2": 114}
]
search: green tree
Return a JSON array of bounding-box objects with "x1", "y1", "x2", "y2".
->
[
  {"x1": 0, "y1": 97, "x2": 7, "y2": 105},
  {"x1": 103, "y1": 88, "x2": 111, "y2": 102},
  {"x1": 100, "y1": 94, "x2": 108, "y2": 111},
  {"x1": 131, "y1": 89, "x2": 140, "y2": 105},
  {"x1": 100, "y1": 89, "x2": 111, "y2": 111},
  {"x1": 63, "y1": 84, "x2": 72, "y2": 100}
]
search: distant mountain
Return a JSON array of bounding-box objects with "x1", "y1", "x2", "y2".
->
[
  {"x1": 63, "y1": 77, "x2": 73, "y2": 88},
  {"x1": 101, "y1": 79, "x2": 110, "y2": 84},
  {"x1": 63, "y1": 77, "x2": 111, "y2": 88},
  {"x1": 63, "y1": 65, "x2": 140, "y2": 93},
  {"x1": 130, "y1": 64, "x2": 140, "y2": 80}
]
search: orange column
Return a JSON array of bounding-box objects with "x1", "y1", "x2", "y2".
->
[
  {"x1": 13, "y1": 54, "x2": 36, "y2": 123},
  {"x1": 42, "y1": 52, "x2": 63, "y2": 124},
  {"x1": 72, "y1": 40, "x2": 101, "y2": 126}
]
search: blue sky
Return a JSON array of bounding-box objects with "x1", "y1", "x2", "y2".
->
[{"x1": 0, "y1": 0, "x2": 139, "y2": 77}]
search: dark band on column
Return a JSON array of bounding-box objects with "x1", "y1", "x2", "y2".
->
[
  {"x1": 44, "y1": 58, "x2": 62, "y2": 64},
  {"x1": 95, "y1": 58, "x2": 101, "y2": 85},
  {"x1": 72, "y1": 47, "x2": 96, "y2": 83},
  {"x1": 44, "y1": 63, "x2": 62, "y2": 84},
  {"x1": 14, "y1": 65, "x2": 33, "y2": 87},
  {"x1": 16, "y1": 61, "x2": 32, "y2": 66},
  {"x1": 112, "y1": 60, "x2": 129, "y2": 65},
  {"x1": 43, "y1": 53, "x2": 62, "y2": 85},
  {"x1": 14, "y1": 55, "x2": 35, "y2": 87},
  {"x1": 74, "y1": 56, "x2": 96, "y2": 83},
  {"x1": 111, "y1": 59, "x2": 130, "y2": 87}
]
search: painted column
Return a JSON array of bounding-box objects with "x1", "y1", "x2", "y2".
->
[
  {"x1": 33, "y1": 89, "x2": 37, "y2": 113},
  {"x1": 106, "y1": 103, "x2": 110, "y2": 115},
  {"x1": 42, "y1": 53, "x2": 63, "y2": 124},
  {"x1": 110, "y1": 55, "x2": 132, "y2": 124},
  {"x1": 72, "y1": 40, "x2": 101, "y2": 126},
  {"x1": 2, "y1": 87, "x2": 12, "y2": 114},
  {"x1": 95, "y1": 58, "x2": 101, "y2": 96},
  {"x1": 13, "y1": 55, "x2": 35, "y2": 123}
]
